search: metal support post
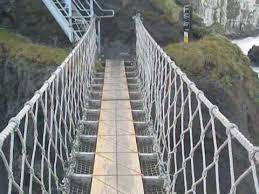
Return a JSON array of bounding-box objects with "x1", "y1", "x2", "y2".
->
[
  {"x1": 90, "y1": 0, "x2": 94, "y2": 17},
  {"x1": 97, "y1": 19, "x2": 101, "y2": 55},
  {"x1": 69, "y1": 0, "x2": 73, "y2": 41}
]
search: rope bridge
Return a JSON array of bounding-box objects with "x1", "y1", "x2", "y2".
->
[
  {"x1": 135, "y1": 16, "x2": 259, "y2": 193},
  {"x1": 0, "y1": 15, "x2": 258, "y2": 194},
  {"x1": 0, "y1": 18, "x2": 96, "y2": 194}
]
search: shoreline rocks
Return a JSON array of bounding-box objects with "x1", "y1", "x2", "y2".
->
[{"x1": 248, "y1": 45, "x2": 259, "y2": 67}]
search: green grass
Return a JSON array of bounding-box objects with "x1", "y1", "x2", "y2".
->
[
  {"x1": 95, "y1": 59, "x2": 105, "y2": 72},
  {"x1": 150, "y1": 0, "x2": 181, "y2": 23},
  {"x1": 192, "y1": 22, "x2": 225, "y2": 39},
  {"x1": 0, "y1": 28, "x2": 68, "y2": 64},
  {"x1": 165, "y1": 35, "x2": 259, "y2": 100}
]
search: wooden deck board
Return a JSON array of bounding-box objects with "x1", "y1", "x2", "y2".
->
[{"x1": 90, "y1": 59, "x2": 144, "y2": 194}]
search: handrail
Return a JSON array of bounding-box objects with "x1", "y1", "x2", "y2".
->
[
  {"x1": 0, "y1": 18, "x2": 97, "y2": 193},
  {"x1": 73, "y1": 0, "x2": 91, "y2": 15},
  {"x1": 72, "y1": 0, "x2": 114, "y2": 19},
  {"x1": 93, "y1": 0, "x2": 115, "y2": 18},
  {"x1": 71, "y1": 1, "x2": 89, "y2": 23},
  {"x1": 43, "y1": 0, "x2": 114, "y2": 43},
  {"x1": 134, "y1": 14, "x2": 259, "y2": 194},
  {"x1": 54, "y1": 0, "x2": 89, "y2": 41},
  {"x1": 53, "y1": 0, "x2": 69, "y2": 16}
]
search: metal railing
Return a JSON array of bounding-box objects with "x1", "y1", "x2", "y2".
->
[
  {"x1": 134, "y1": 15, "x2": 259, "y2": 194},
  {"x1": 72, "y1": 0, "x2": 115, "y2": 18},
  {"x1": 0, "y1": 18, "x2": 97, "y2": 194},
  {"x1": 43, "y1": 0, "x2": 114, "y2": 53},
  {"x1": 93, "y1": 0, "x2": 115, "y2": 18}
]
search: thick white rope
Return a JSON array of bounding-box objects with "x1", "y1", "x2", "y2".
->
[
  {"x1": 0, "y1": 18, "x2": 97, "y2": 194},
  {"x1": 134, "y1": 15, "x2": 259, "y2": 194}
]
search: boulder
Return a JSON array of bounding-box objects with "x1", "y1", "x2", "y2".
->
[
  {"x1": 248, "y1": 45, "x2": 259, "y2": 66},
  {"x1": 0, "y1": 0, "x2": 15, "y2": 27}
]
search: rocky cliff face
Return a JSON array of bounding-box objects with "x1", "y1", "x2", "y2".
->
[
  {"x1": 248, "y1": 45, "x2": 259, "y2": 66},
  {"x1": 192, "y1": 0, "x2": 259, "y2": 35},
  {"x1": 0, "y1": 57, "x2": 57, "y2": 130},
  {"x1": 0, "y1": 27, "x2": 67, "y2": 129},
  {"x1": 0, "y1": 56, "x2": 57, "y2": 192}
]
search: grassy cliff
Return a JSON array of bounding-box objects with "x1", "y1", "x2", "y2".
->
[
  {"x1": 0, "y1": 28, "x2": 68, "y2": 131},
  {"x1": 165, "y1": 35, "x2": 259, "y2": 101},
  {"x1": 0, "y1": 28, "x2": 68, "y2": 64},
  {"x1": 150, "y1": 0, "x2": 181, "y2": 23}
]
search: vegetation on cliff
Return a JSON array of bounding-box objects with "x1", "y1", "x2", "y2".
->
[
  {"x1": 165, "y1": 35, "x2": 259, "y2": 101},
  {"x1": 0, "y1": 28, "x2": 68, "y2": 64},
  {"x1": 0, "y1": 27, "x2": 68, "y2": 131},
  {"x1": 150, "y1": 0, "x2": 181, "y2": 23}
]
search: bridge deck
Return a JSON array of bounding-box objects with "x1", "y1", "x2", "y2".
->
[{"x1": 90, "y1": 60, "x2": 144, "y2": 194}]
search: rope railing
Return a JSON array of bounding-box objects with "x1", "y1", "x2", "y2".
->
[
  {"x1": 0, "y1": 18, "x2": 97, "y2": 194},
  {"x1": 134, "y1": 15, "x2": 259, "y2": 194}
]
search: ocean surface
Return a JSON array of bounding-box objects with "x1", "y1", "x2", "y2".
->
[
  {"x1": 232, "y1": 36, "x2": 259, "y2": 76},
  {"x1": 232, "y1": 35, "x2": 259, "y2": 55}
]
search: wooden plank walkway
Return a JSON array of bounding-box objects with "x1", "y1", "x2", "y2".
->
[{"x1": 90, "y1": 60, "x2": 144, "y2": 194}]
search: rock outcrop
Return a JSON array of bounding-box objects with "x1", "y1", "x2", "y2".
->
[
  {"x1": 0, "y1": 29, "x2": 67, "y2": 193},
  {"x1": 0, "y1": 28, "x2": 67, "y2": 129},
  {"x1": 192, "y1": 0, "x2": 259, "y2": 35},
  {"x1": 248, "y1": 45, "x2": 259, "y2": 66}
]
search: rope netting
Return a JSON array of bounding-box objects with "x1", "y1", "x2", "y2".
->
[
  {"x1": 0, "y1": 18, "x2": 97, "y2": 194},
  {"x1": 134, "y1": 15, "x2": 259, "y2": 194}
]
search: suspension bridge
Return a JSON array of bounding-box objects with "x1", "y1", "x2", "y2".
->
[{"x1": 0, "y1": 0, "x2": 259, "y2": 194}]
